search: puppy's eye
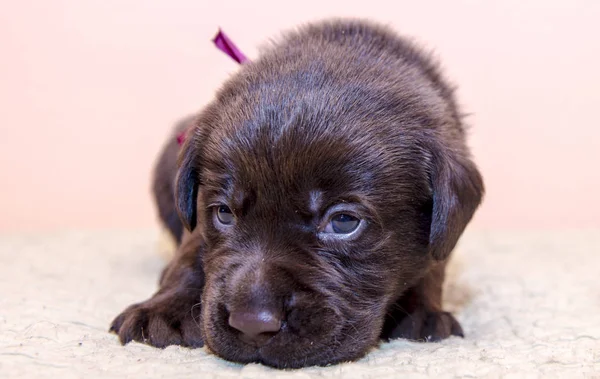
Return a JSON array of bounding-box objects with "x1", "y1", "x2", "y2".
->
[
  {"x1": 215, "y1": 205, "x2": 234, "y2": 225},
  {"x1": 325, "y1": 213, "x2": 360, "y2": 234}
]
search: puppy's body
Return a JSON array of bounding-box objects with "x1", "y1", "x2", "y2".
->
[
  {"x1": 111, "y1": 20, "x2": 483, "y2": 368},
  {"x1": 152, "y1": 114, "x2": 195, "y2": 245}
]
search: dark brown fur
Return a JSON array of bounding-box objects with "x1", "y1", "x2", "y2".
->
[
  {"x1": 152, "y1": 114, "x2": 196, "y2": 245},
  {"x1": 110, "y1": 19, "x2": 484, "y2": 368}
]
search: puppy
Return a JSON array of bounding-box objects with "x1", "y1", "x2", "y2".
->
[{"x1": 110, "y1": 19, "x2": 484, "y2": 368}]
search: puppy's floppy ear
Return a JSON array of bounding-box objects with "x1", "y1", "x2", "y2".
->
[
  {"x1": 175, "y1": 135, "x2": 201, "y2": 231},
  {"x1": 428, "y1": 143, "x2": 484, "y2": 261}
]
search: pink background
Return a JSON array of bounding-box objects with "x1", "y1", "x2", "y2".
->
[{"x1": 1, "y1": 0, "x2": 599, "y2": 232}]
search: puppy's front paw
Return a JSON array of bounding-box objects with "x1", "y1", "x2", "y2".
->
[
  {"x1": 109, "y1": 292, "x2": 204, "y2": 348},
  {"x1": 389, "y1": 309, "x2": 464, "y2": 342}
]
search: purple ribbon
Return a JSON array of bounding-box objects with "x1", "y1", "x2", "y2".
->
[
  {"x1": 177, "y1": 29, "x2": 248, "y2": 145},
  {"x1": 212, "y1": 29, "x2": 249, "y2": 64}
]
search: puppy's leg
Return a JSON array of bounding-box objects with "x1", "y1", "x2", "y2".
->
[
  {"x1": 382, "y1": 261, "x2": 463, "y2": 342},
  {"x1": 110, "y1": 230, "x2": 205, "y2": 348}
]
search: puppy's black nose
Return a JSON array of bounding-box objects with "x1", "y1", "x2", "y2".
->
[{"x1": 228, "y1": 309, "x2": 281, "y2": 345}]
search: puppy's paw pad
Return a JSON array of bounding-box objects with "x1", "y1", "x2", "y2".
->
[{"x1": 390, "y1": 310, "x2": 464, "y2": 342}]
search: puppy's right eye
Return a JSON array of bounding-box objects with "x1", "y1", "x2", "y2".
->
[
  {"x1": 214, "y1": 205, "x2": 234, "y2": 225},
  {"x1": 318, "y1": 206, "x2": 366, "y2": 241},
  {"x1": 327, "y1": 213, "x2": 360, "y2": 234}
]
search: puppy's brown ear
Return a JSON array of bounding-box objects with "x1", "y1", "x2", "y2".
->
[
  {"x1": 175, "y1": 137, "x2": 201, "y2": 231},
  {"x1": 429, "y1": 145, "x2": 484, "y2": 260}
]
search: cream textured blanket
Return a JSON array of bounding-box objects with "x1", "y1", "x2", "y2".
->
[{"x1": 1, "y1": 230, "x2": 598, "y2": 378}]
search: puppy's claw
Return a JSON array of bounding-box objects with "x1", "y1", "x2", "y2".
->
[{"x1": 109, "y1": 311, "x2": 127, "y2": 334}]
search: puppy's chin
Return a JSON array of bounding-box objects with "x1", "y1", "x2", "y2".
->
[{"x1": 200, "y1": 279, "x2": 384, "y2": 368}]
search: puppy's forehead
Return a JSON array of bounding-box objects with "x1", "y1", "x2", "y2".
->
[
  {"x1": 199, "y1": 94, "x2": 433, "y2": 208},
  {"x1": 203, "y1": 118, "x2": 374, "y2": 197}
]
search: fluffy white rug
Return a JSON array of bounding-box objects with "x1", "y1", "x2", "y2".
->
[{"x1": 1, "y1": 230, "x2": 599, "y2": 378}]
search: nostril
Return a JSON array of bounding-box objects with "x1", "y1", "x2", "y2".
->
[{"x1": 228, "y1": 309, "x2": 282, "y2": 343}]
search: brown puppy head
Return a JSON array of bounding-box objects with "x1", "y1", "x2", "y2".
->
[{"x1": 175, "y1": 21, "x2": 483, "y2": 368}]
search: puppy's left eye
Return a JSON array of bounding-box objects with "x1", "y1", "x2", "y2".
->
[
  {"x1": 214, "y1": 205, "x2": 234, "y2": 226},
  {"x1": 324, "y1": 213, "x2": 361, "y2": 234}
]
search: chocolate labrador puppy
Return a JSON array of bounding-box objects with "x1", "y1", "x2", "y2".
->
[{"x1": 110, "y1": 19, "x2": 484, "y2": 368}]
